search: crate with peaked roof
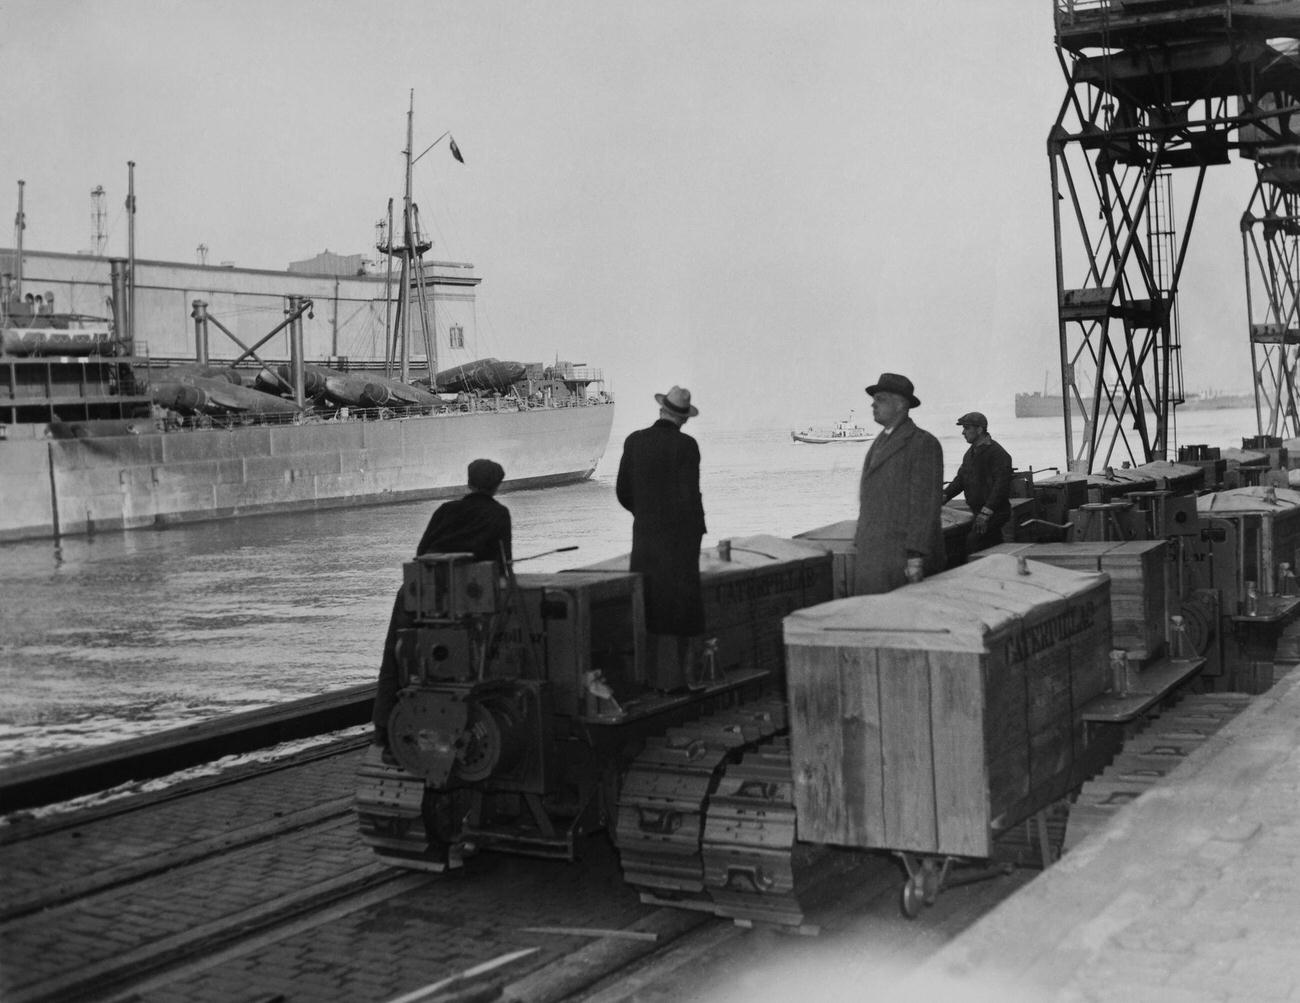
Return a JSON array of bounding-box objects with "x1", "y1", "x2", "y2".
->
[{"x1": 784, "y1": 555, "x2": 1111, "y2": 859}]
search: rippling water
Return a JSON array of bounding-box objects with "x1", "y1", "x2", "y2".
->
[{"x1": 0, "y1": 410, "x2": 1259, "y2": 766}]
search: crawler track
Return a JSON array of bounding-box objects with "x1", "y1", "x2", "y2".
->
[{"x1": 615, "y1": 696, "x2": 860, "y2": 931}]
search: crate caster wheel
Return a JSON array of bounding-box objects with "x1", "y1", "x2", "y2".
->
[{"x1": 900, "y1": 875, "x2": 925, "y2": 919}]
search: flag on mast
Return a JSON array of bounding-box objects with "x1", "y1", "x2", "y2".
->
[{"x1": 449, "y1": 137, "x2": 465, "y2": 164}]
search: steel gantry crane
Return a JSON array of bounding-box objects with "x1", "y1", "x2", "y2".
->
[{"x1": 1050, "y1": 0, "x2": 1300, "y2": 471}]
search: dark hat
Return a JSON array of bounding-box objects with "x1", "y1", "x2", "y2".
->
[
  {"x1": 467, "y1": 458, "x2": 505, "y2": 492},
  {"x1": 655, "y1": 385, "x2": 699, "y2": 417},
  {"x1": 865, "y1": 372, "x2": 920, "y2": 408},
  {"x1": 956, "y1": 411, "x2": 988, "y2": 428}
]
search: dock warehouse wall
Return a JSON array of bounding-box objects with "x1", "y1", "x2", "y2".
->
[{"x1": 0, "y1": 248, "x2": 480, "y2": 368}]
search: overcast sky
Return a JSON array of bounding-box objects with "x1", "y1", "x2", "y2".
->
[{"x1": 1, "y1": 1, "x2": 1261, "y2": 431}]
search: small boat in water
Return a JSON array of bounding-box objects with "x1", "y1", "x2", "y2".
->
[{"x1": 791, "y1": 411, "x2": 873, "y2": 444}]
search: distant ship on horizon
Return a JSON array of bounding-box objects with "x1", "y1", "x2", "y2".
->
[{"x1": 1014, "y1": 384, "x2": 1256, "y2": 418}]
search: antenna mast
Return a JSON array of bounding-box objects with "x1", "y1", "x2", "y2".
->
[{"x1": 90, "y1": 185, "x2": 107, "y2": 256}]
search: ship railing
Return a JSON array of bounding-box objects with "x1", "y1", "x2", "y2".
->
[
  {"x1": 1055, "y1": 0, "x2": 1240, "y2": 29},
  {"x1": 1054, "y1": 0, "x2": 1110, "y2": 19},
  {"x1": 545, "y1": 364, "x2": 604, "y2": 383},
  {"x1": 158, "y1": 388, "x2": 608, "y2": 432}
]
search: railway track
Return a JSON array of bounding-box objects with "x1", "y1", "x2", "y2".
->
[
  {"x1": 1, "y1": 735, "x2": 371, "y2": 918},
  {"x1": 0, "y1": 733, "x2": 710, "y2": 1003},
  {"x1": 1, "y1": 736, "x2": 411, "y2": 1003}
]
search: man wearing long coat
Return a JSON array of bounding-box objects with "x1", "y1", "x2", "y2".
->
[
  {"x1": 854, "y1": 373, "x2": 945, "y2": 595},
  {"x1": 617, "y1": 386, "x2": 706, "y2": 683}
]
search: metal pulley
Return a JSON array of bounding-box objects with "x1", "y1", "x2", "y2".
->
[
  {"x1": 389, "y1": 687, "x2": 528, "y2": 788},
  {"x1": 389, "y1": 690, "x2": 470, "y2": 786}
]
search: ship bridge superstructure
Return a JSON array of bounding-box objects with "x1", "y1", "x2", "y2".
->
[{"x1": 1050, "y1": 0, "x2": 1300, "y2": 471}]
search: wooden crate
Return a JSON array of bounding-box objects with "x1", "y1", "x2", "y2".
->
[
  {"x1": 794, "y1": 516, "x2": 973, "y2": 595},
  {"x1": 793, "y1": 519, "x2": 857, "y2": 598},
  {"x1": 700, "y1": 536, "x2": 833, "y2": 675},
  {"x1": 1128, "y1": 459, "x2": 1206, "y2": 494},
  {"x1": 784, "y1": 555, "x2": 1111, "y2": 859},
  {"x1": 1198, "y1": 486, "x2": 1300, "y2": 596},
  {"x1": 974, "y1": 540, "x2": 1168, "y2": 662},
  {"x1": 575, "y1": 536, "x2": 832, "y2": 681},
  {"x1": 1033, "y1": 475, "x2": 1090, "y2": 523},
  {"x1": 1100, "y1": 541, "x2": 1169, "y2": 661},
  {"x1": 501, "y1": 570, "x2": 646, "y2": 714}
]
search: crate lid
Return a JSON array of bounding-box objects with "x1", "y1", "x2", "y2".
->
[
  {"x1": 784, "y1": 555, "x2": 1108, "y2": 651},
  {"x1": 1032, "y1": 473, "x2": 1091, "y2": 487},
  {"x1": 574, "y1": 539, "x2": 820, "y2": 580},
  {"x1": 793, "y1": 519, "x2": 857, "y2": 542},
  {"x1": 722, "y1": 534, "x2": 829, "y2": 565},
  {"x1": 572, "y1": 553, "x2": 633, "y2": 573},
  {"x1": 1127, "y1": 459, "x2": 1205, "y2": 489},
  {"x1": 941, "y1": 507, "x2": 974, "y2": 530},
  {"x1": 1198, "y1": 485, "x2": 1300, "y2": 513},
  {"x1": 1218, "y1": 447, "x2": 1269, "y2": 466}
]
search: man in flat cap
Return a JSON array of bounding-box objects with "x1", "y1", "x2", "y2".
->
[
  {"x1": 854, "y1": 372, "x2": 945, "y2": 594},
  {"x1": 943, "y1": 412, "x2": 1014, "y2": 554},
  {"x1": 372, "y1": 458, "x2": 513, "y2": 754},
  {"x1": 617, "y1": 386, "x2": 707, "y2": 689}
]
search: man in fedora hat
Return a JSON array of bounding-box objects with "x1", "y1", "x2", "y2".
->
[
  {"x1": 854, "y1": 372, "x2": 945, "y2": 594},
  {"x1": 617, "y1": 386, "x2": 707, "y2": 690},
  {"x1": 943, "y1": 411, "x2": 1014, "y2": 554}
]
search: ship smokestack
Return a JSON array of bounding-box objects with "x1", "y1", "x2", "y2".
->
[{"x1": 109, "y1": 258, "x2": 131, "y2": 354}]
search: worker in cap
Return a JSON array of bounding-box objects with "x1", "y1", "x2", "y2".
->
[
  {"x1": 854, "y1": 372, "x2": 945, "y2": 593},
  {"x1": 372, "y1": 458, "x2": 513, "y2": 760},
  {"x1": 943, "y1": 411, "x2": 1014, "y2": 555}
]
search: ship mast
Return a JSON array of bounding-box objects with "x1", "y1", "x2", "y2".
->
[
  {"x1": 126, "y1": 161, "x2": 136, "y2": 348},
  {"x1": 13, "y1": 179, "x2": 24, "y2": 298},
  {"x1": 380, "y1": 91, "x2": 438, "y2": 386}
]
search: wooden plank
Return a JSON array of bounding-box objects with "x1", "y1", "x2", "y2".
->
[
  {"x1": 929, "y1": 648, "x2": 989, "y2": 857},
  {"x1": 1027, "y1": 662, "x2": 1073, "y2": 734},
  {"x1": 837, "y1": 645, "x2": 884, "y2": 847},
  {"x1": 879, "y1": 646, "x2": 937, "y2": 853},
  {"x1": 788, "y1": 644, "x2": 847, "y2": 845}
]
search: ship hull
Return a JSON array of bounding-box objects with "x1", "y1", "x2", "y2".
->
[
  {"x1": 1014, "y1": 393, "x2": 1065, "y2": 418},
  {"x1": 1, "y1": 404, "x2": 613, "y2": 541},
  {"x1": 790, "y1": 432, "x2": 871, "y2": 444}
]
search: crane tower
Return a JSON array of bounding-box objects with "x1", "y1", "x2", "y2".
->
[{"x1": 1050, "y1": 0, "x2": 1300, "y2": 470}]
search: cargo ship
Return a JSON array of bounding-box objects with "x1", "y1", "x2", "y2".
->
[
  {"x1": 0, "y1": 114, "x2": 614, "y2": 542},
  {"x1": 1013, "y1": 389, "x2": 1070, "y2": 418},
  {"x1": 1015, "y1": 387, "x2": 1256, "y2": 418}
]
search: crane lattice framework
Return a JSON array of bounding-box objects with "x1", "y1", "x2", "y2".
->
[{"x1": 1051, "y1": 0, "x2": 1300, "y2": 472}]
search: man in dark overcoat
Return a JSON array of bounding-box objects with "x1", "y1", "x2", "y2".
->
[
  {"x1": 854, "y1": 372, "x2": 945, "y2": 595},
  {"x1": 616, "y1": 386, "x2": 707, "y2": 688},
  {"x1": 372, "y1": 458, "x2": 512, "y2": 753}
]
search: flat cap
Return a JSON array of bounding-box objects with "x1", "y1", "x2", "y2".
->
[{"x1": 467, "y1": 458, "x2": 505, "y2": 492}]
